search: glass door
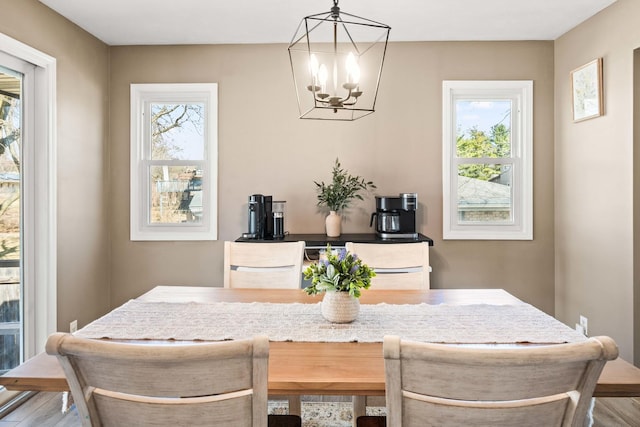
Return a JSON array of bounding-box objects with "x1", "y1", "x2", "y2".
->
[
  {"x1": 0, "y1": 64, "x2": 22, "y2": 375},
  {"x1": 0, "y1": 37, "x2": 56, "y2": 411}
]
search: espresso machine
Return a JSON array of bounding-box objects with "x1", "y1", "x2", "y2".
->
[
  {"x1": 244, "y1": 194, "x2": 272, "y2": 239},
  {"x1": 242, "y1": 194, "x2": 286, "y2": 240},
  {"x1": 370, "y1": 193, "x2": 418, "y2": 239}
]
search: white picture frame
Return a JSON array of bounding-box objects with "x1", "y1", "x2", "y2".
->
[{"x1": 571, "y1": 58, "x2": 603, "y2": 122}]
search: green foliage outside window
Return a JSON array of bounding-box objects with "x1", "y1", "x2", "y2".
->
[{"x1": 457, "y1": 123, "x2": 510, "y2": 181}]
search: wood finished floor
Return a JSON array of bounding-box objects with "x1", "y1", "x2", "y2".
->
[{"x1": 0, "y1": 392, "x2": 638, "y2": 426}]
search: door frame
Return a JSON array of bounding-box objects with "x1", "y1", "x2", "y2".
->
[{"x1": 0, "y1": 33, "x2": 57, "y2": 359}]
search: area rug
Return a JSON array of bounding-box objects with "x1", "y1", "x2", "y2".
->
[{"x1": 269, "y1": 401, "x2": 386, "y2": 427}]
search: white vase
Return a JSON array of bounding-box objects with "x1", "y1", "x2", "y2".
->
[
  {"x1": 321, "y1": 291, "x2": 360, "y2": 323},
  {"x1": 325, "y1": 211, "x2": 341, "y2": 237}
]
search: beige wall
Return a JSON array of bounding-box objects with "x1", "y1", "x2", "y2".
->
[
  {"x1": 109, "y1": 41, "x2": 556, "y2": 314},
  {"x1": 555, "y1": 0, "x2": 638, "y2": 362},
  {"x1": 0, "y1": 2, "x2": 560, "y2": 348},
  {"x1": 0, "y1": 0, "x2": 110, "y2": 332}
]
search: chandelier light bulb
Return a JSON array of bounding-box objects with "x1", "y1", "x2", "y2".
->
[
  {"x1": 345, "y1": 53, "x2": 358, "y2": 83},
  {"x1": 351, "y1": 63, "x2": 361, "y2": 85},
  {"x1": 318, "y1": 64, "x2": 328, "y2": 93},
  {"x1": 309, "y1": 54, "x2": 319, "y2": 77}
]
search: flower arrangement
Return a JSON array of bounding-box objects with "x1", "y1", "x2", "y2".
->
[
  {"x1": 303, "y1": 244, "x2": 376, "y2": 298},
  {"x1": 314, "y1": 158, "x2": 376, "y2": 213}
]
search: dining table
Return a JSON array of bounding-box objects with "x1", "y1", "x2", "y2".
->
[{"x1": 1, "y1": 286, "x2": 640, "y2": 425}]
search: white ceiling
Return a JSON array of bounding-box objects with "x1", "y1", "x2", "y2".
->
[{"x1": 38, "y1": 0, "x2": 617, "y2": 46}]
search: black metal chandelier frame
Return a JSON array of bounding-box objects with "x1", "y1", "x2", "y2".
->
[{"x1": 288, "y1": 0, "x2": 391, "y2": 121}]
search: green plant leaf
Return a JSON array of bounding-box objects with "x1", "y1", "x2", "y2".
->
[
  {"x1": 302, "y1": 244, "x2": 376, "y2": 297},
  {"x1": 314, "y1": 158, "x2": 376, "y2": 212}
]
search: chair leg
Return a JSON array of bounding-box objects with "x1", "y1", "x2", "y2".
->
[
  {"x1": 287, "y1": 395, "x2": 301, "y2": 416},
  {"x1": 269, "y1": 394, "x2": 301, "y2": 416},
  {"x1": 352, "y1": 395, "x2": 366, "y2": 427}
]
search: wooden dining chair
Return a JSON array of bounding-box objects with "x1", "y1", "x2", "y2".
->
[
  {"x1": 224, "y1": 241, "x2": 305, "y2": 289},
  {"x1": 380, "y1": 334, "x2": 619, "y2": 427},
  {"x1": 346, "y1": 241, "x2": 431, "y2": 420},
  {"x1": 223, "y1": 240, "x2": 305, "y2": 416},
  {"x1": 344, "y1": 242, "x2": 430, "y2": 289},
  {"x1": 45, "y1": 332, "x2": 270, "y2": 427}
]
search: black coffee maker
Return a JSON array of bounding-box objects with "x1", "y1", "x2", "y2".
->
[
  {"x1": 243, "y1": 194, "x2": 286, "y2": 240},
  {"x1": 244, "y1": 194, "x2": 273, "y2": 239},
  {"x1": 370, "y1": 193, "x2": 418, "y2": 239}
]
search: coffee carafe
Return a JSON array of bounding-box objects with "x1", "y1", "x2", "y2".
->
[
  {"x1": 272, "y1": 201, "x2": 286, "y2": 239},
  {"x1": 370, "y1": 193, "x2": 418, "y2": 239}
]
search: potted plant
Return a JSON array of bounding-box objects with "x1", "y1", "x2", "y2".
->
[
  {"x1": 314, "y1": 158, "x2": 376, "y2": 237},
  {"x1": 303, "y1": 244, "x2": 376, "y2": 323}
]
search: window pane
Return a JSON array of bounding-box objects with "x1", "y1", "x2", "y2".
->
[
  {"x1": 0, "y1": 92, "x2": 21, "y2": 261},
  {"x1": 150, "y1": 103, "x2": 204, "y2": 160},
  {"x1": 456, "y1": 100, "x2": 511, "y2": 158},
  {"x1": 457, "y1": 164, "x2": 512, "y2": 224},
  {"x1": 149, "y1": 166, "x2": 203, "y2": 225},
  {"x1": 0, "y1": 81, "x2": 21, "y2": 373}
]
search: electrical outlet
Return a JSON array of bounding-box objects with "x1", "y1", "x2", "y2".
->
[
  {"x1": 70, "y1": 320, "x2": 78, "y2": 333},
  {"x1": 575, "y1": 323, "x2": 585, "y2": 335},
  {"x1": 579, "y1": 315, "x2": 588, "y2": 336}
]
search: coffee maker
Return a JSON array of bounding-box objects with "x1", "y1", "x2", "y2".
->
[
  {"x1": 370, "y1": 193, "x2": 418, "y2": 239},
  {"x1": 243, "y1": 195, "x2": 286, "y2": 240},
  {"x1": 244, "y1": 194, "x2": 273, "y2": 239}
]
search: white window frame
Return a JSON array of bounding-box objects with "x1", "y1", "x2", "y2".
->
[
  {"x1": 130, "y1": 83, "x2": 218, "y2": 241},
  {"x1": 442, "y1": 80, "x2": 533, "y2": 240}
]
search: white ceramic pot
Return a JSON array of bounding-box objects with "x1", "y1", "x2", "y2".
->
[
  {"x1": 321, "y1": 291, "x2": 360, "y2": 323},
  {"x1": 325, "y1": 210, "x2": 341, "y2": 237}
]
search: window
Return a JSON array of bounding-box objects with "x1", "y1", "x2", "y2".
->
[
  {"x1": 442, "y1": 81, "x2": 532, "y2": 240},
  {"x1": 130, "y1": 83, "x2": 218, "y2": 240}
]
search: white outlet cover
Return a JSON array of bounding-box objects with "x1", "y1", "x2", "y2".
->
[{"x1": 579, "y1": 315, "x2": 588, "y2": 335}]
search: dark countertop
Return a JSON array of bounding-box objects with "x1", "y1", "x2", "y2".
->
[{"x1": 236, "y1": 233, "x2": 434, "y2": 247}]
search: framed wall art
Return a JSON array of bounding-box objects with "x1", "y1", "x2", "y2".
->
[{"x1": 571, "y1": 58, "x2": 603, "y2": 122}]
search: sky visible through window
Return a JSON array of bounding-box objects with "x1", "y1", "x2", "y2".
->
[
  {"x1": 456, "y1": 100, "x2": 511, "y2": 136},
  {"x1": 151, "y1": 103, "x2": 204, "y2": 161}
]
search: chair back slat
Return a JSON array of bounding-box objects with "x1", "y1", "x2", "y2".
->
[
  {"x1": 401, "y1": 358, "x2": 594, "y2": 401},
  {"x1": 403, "y1": 395, "x2": 571, "y2": 427},
  {"x1": 224, "y1": 241, "x2": 305, "y2": 288},
  {"x1": 366, "y1": 271, "x2": 426, "y2": 290},
  {"x1": 228, "y1": 269, "x2": 302, "y2": 289},
  {"x1": 65, "y1": 341, "x2": 254, "y2": 397},
  {"x1": 345, "y1": 242, "x2": 430, "y2": 289},
  {"x1": 384, "y1": 335, "x2": 618, "y2": 427},
  {"x1": 93, "y1": 390, "x2": 254, "y2": 427}
]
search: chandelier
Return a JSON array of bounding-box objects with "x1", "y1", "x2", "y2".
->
[{"x1": 288, "y1": 0, "x2": 391, "y2": 121}]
